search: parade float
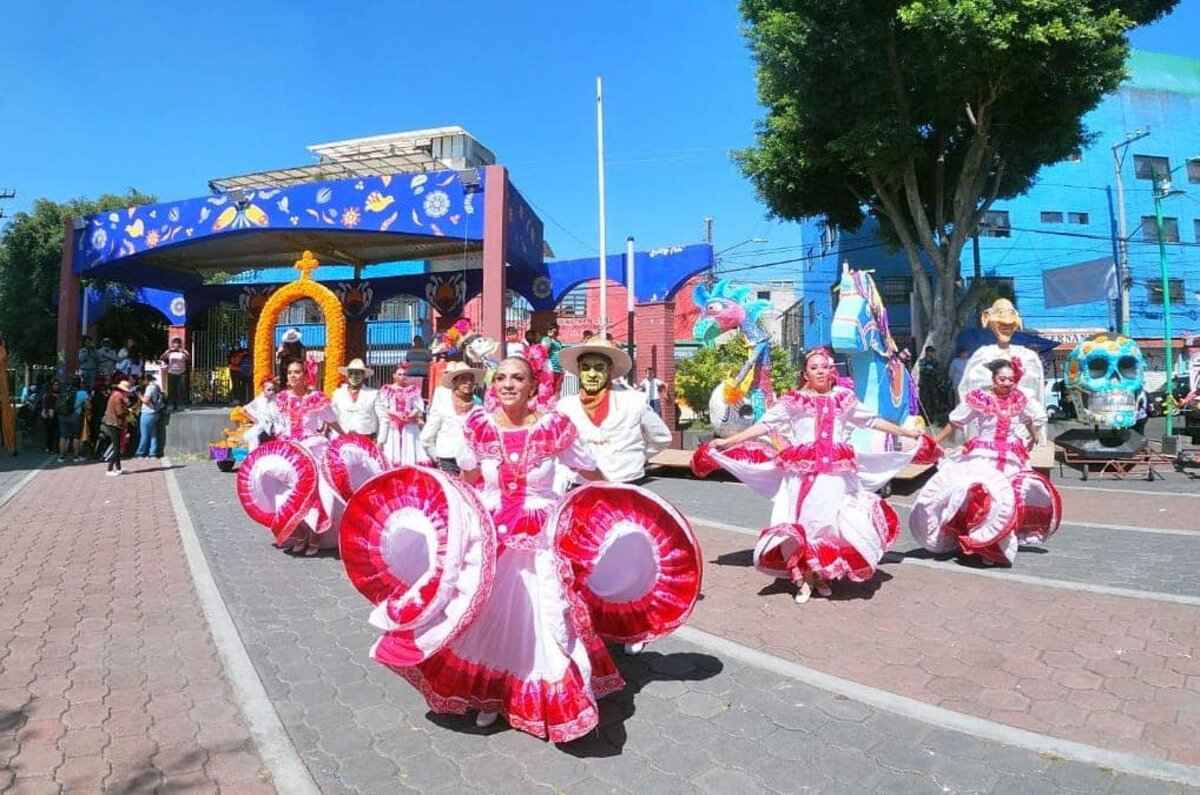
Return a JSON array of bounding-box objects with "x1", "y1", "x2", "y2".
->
[
  {"x1": 690, "y1": 279, "x2": 776, "y2": 438},
  {"x1": 1055, "y1": 333, "x2": 1152, "y2": 472},
  {"x1": 830, "y1": 263, "x2": 918, "y2": 452}
]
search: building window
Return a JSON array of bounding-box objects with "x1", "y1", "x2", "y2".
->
[
  {"x1": 557, "y1": 286, "x2": 587, "y2": 317},
  {"x1": 1134, "y1": 155, "x2": 1171, "y2": 181},
  {"x1": 1040, "y1": 211, "x2": 1064, "y2": 224},
  {"x1": 1141, "y1": 216, "x2": 1180, "y2": 243},
  {"x1": 876, "y1": 277, "x2": 912, "y2": 304},
  {"x1": 1068, "y1": 212, "x2": 1089, "y2": 225},
  {"x1": 1195, "y1": 219, "x2": 1200, "y2": 242},
  {"x1": 980, "y1": 210, "x2": 1010, "y2": 238},
  {"x1": 1146, "y1": 278, "x2": 1186, "y2": 305},
  {"x1": 1189, "y1": 159, "x2": 1200, "y2": 184},
  {"x1": 807, "y1": 300, "x2": 816, "y2": 324},
  {"x1": 757, "y1": 290, "x2": 771, "y2": 301}
]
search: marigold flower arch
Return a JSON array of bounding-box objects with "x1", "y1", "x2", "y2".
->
[{"x1": 253, "y1": 251, "x2": 346, "y2": 396}]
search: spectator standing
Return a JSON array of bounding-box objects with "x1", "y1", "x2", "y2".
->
[
  {"x1": 639, "y1": 367, "x2": 666, "y2": 416},
  {"x1": 78, "y1": 336, "x2": 99, "y2": 387},
  {"x1": 275, "y1": 328, "x2": 307, "y2": 384},
  {"x1": 102, "y1": 379, "x2": 132, "y2": 475},
  {"x1": 136, "y1": 372, "x2": 165, "y2": 458},
  {"x1": 917, "y1": 346, "x2": 948, "y2": 425},
  {"x1": 39, "y1": 379, "x2": 61, "y2": 454},
  {"x1": 96, "y1": 338, "x2": 119, "y2": 379},
  {"x1": 405, "y1": 334, "x2": 431, "y2": 380},
  {"x1": 55, "y1": 376, "x2": 87, "y2": 462},
  {"x1": 160, "y1": 337, "x2": 191, "y2": 411},
  {"x1": 542, "y1": 326, "x2": 564, "y2": 393},
  {"x1": 504, "y1": 326, "x2": 526, "y2": 358}
]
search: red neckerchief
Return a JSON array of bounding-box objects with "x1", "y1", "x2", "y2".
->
[{"x1": 578, "y1": 388, "x2": 611, "y2": 426}]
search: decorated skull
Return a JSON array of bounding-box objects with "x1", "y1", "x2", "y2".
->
[{"x1": 1064, "y1": 334, "x2": 1145, "y2": 430}]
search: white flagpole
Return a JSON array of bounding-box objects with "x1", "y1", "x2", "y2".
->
[{"x1": 596, "y1": 75, "x2": 608, "y2": 335}]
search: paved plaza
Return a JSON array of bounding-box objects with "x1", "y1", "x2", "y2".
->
[{"x1": 2, "y1": 451, "x2": 1200, "y2": 793}]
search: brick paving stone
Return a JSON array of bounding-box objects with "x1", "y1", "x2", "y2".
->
[
  {"x1": 173, "y1": 460, "x2": 1200, "y2": 793},
  {"x1": 686, "y1": 519, "x2": 1200, "y2": 764},
  {"x1": 0, "y1": 460, "x2": 275, "y2": 793}
]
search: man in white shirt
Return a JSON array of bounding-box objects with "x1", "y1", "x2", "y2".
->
[
  {"x1": 638, "y1": 367, "x2": 666, "y2": 416},
  {"x1": 557, "y1": 341, "x2": 671, "y2": 484},
  {"x1": 331, "y1": 359, "x2": 381, "y2": 437}
]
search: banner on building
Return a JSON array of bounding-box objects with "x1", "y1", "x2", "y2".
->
[{"x1": 1042, "y1": 258, "x2": 1118, "y2": 308}]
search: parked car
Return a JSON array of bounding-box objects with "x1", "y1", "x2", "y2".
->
[
  {"x1": 1044, "y1": 378, "x2": 1075, "y2": 422},
  {"x1": 1147, "y1": 376, "x2": 1190, "y2": 418}
]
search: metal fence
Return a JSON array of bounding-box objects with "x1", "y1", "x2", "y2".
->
[{"x1": 190, "y1": 303, "x2": 249, "y2": 404}]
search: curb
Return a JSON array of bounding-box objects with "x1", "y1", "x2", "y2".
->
[
  {"x1": 0, "y1": 455, "x2": 52, "y2": 511},
  {"x1": 676, "y1": 626, "x2": 1200, "y2": 787},
  {"x1": 163, "y1": 459, "x2": 321, "y2": 795}
]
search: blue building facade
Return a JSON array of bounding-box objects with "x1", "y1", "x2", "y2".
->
[{"x1": 800, "y1": 50, "x2": 1200, "y2": 355}]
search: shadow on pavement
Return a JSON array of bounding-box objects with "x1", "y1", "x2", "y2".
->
[
  {"x1": 425, "y1": 648, "x2": 723, "y2": 759},
  {"x1": 713, "y1": 549, "x2": 754, "y2": 568}
]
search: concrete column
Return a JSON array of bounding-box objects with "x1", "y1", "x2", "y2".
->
[
  {"x1": 481, "y1": 166, "x2": 509, "y2": 355},
  {"x1": 633, "y1": 300, "x2": 678, "y2": 443},
  {"x1": 56, "y1": 218, "x2": 81, "y2": 376}
]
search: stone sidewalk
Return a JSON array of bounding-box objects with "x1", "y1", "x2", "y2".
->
[
  {"x1": 0, "y1": 459, "x2": 274, "y2": 793},
  {"x1": 691, "y1": 522, "x2": 1200, "y2": 764},
  {"x1": 174, "y1": 460, "x2": 1197, "y2": 794}
]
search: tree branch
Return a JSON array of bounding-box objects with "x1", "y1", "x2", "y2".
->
[{"x1": 870, "y1": 171, "x2": 933, "y2": 320}]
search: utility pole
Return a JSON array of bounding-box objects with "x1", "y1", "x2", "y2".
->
[
  {"x1": 703, "y1": 217, "x2": 713, "y2": 245},
  {"x1": 626, "y1": 236, "x2": 636, "y2": 379},
  {"x1": 1112, "y1": 129, "x2": 1150, "y2": 337},
  {"x1": 1153, "y1": 174, "x2": 1184, "y2": 447}
]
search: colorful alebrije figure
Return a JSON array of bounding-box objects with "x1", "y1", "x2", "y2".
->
[{"x1": 692, "y1": 279, "x2": 775, "y2": 437}]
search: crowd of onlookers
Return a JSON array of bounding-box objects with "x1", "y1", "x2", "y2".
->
[{"x1": 13, "y1": 334, "x2": 190, "y2": 466}]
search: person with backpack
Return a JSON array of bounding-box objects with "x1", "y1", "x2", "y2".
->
[
  {"x1": 136, "y1": 372, "x2": 165, "y2": 458},
  {"x1": 56, "y1": 376, "x2": 88, "y2": 462}
]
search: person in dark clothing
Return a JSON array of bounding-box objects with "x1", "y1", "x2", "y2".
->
[
  {"x1": 40, "y1": 379, "x2": 61, "y2": 453},
  {"x1": 275, "y1": 329, "x2": 307, "y2": 384},
  {"x1": 917, "y1": 346, "x2": 949, "y2": 425},
  {"x1": 102, "y1": 379, "x2": 132, "y2": 475}
]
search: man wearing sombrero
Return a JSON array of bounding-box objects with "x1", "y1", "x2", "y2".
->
[
  {"x1": 557, "y1": 340, "x2": 671, "y2": 483},
  {"x1": 332, "y1": 358, "x2": 381, "y2": 438}
]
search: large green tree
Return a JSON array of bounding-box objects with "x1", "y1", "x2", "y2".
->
[
  {"x1": 0, "y1": 190, "x2": 155, "y2": 364},
  {"x1": 737, "y1": 0, "x2": 1176, "y2": 363}
]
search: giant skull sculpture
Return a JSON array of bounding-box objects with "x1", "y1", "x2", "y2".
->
[{"x1": 1064, "y1": 334, "x2": 1145, "y2": 430}]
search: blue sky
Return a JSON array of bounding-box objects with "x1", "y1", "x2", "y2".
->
[{"x1": 1, "y1": 1, "x2": 1197, "y2": 283}]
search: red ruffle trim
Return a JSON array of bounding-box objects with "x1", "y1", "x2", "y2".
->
[
  {"x1": 393, "y1": 643, "x2": 624, "y2": 743},
  {"x1": 690, "y1": 439, "x2": 776, "y2": 478},
  {"x1": 236, "y1": 439, "x2": 320, "y2": 544},
  {"x1": 556, "y1": 486, "x2": 703, "y2": 643}
]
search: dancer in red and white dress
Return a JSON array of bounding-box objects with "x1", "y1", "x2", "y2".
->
[
  {"x1": 910, "y1": 359, "x2": 1061, "y2": 566},
  {"x1": 377, "y1": 364, "x2": 427, "y2": 467},
  {"x1": 339, "y1": 357, "x2": 702, "y2": 742},
  {"x1": 706, "y1": 349, "x2": 924, "y2": 603},
  {"x1": 236, "y1": 359, "x2": 384, "y2": 557}
]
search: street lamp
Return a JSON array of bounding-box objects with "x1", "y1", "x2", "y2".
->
[
  {"x1": 1151, "y1": 161, "x2": 1195, "y2": 446},
  {"x1": 712, "y1": 238, "x2": 768, "y2": 279}
]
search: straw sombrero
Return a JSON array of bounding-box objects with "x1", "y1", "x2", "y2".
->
[
  {"x1": 560, "y1": 341, "x2": 632, "y2": 379},
  {"x1": 338, "y1": 358, "x2": 375, "y2": 378},
  {"x1": 439, "y1": 361, "x2": 483, "y2": 388}
]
